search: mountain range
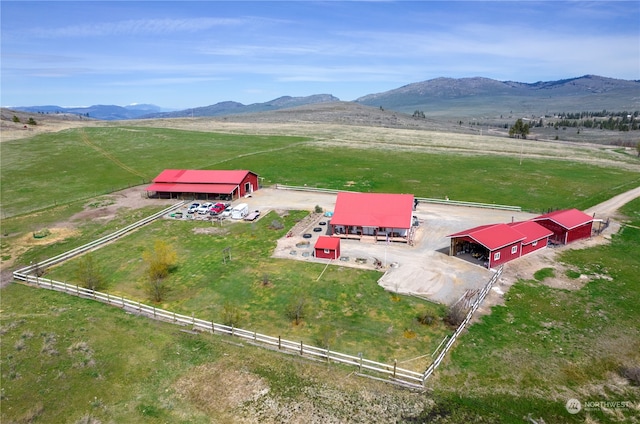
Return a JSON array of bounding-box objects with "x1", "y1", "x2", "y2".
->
[{"x1": 11, "y1": 75, "x2": 639, "y2": 121}]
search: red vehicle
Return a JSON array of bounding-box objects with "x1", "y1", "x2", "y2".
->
[{"x1": 209, "y1": 203, "x2": 227, "y2": 215}]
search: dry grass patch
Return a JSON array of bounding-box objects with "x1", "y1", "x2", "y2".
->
[{"x1": 173, "y1": 362, "x2": 269, "y2": 417}]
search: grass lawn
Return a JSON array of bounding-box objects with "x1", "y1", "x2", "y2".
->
[
  {"x1": 429, "y1": 197, "x2": 640, "y2": 422},
  {"x1": 44, "y1": 210, "x2": 448, "y2": 370}
]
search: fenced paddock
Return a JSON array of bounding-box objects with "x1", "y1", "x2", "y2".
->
[{"x1": 12, "y1": 193, "x2": 501, "y2": 389}]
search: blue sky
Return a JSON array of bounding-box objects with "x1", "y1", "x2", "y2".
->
[{"x1": 2, "y1": 1, "x2": 639, "y2": 109}]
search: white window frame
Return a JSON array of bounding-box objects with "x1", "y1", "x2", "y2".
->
[
  {"x1": 494, "y1": 252, "x2": 501, "y2": 261},
  {"x1": 532, "y1": 241, "x2": 538, "y2": 247},
  {"x1": 324, "y1": 249, "x2": 331, "y2": 254},
  {"x1": 511, "y1": 245, "x2": 518, "y2": 254}
]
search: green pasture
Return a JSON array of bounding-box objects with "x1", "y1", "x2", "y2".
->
[
  {"x1": 430, "y1": 197, "x2": 640, "y2": 422},
  {"x1": 44, "y1": 210, "x2": 447, "y2": 369},
  {"x1": 2, "y1": 127, "x2": 639, "y2": 217}
]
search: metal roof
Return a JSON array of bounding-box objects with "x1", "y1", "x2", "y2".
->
[
  {"x1": 330, "y1": 192, "x2": 414, "y2": 229},
  {"x1": 508, "y1": 221, "x2": 554, "y2": 244},
  {"x1": 533, "y1": 208, "x2": 594, "y2": 230},
  {"x1": 152, "y1": 169, "x2": 255, "y2": 184},
  {"x1": 447, "y1": 223, "x2": 525, "y2": 251},
  {"x1": 315, "y1": 236, "x2": 340, "y2": 250}
]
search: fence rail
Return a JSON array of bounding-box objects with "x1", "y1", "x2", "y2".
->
[
  {"x1": 12, "y1": 272, "x2": 425, "y2": 386},
  {"x1": 274, "y1": 184, "x2": 521, "y2": 211},
  {"x1": 15, "y1": 201, "x2": 186, "y2": 275},
  {"x1": 422, "y1": 266, "x2": 503, "y2": 382}
]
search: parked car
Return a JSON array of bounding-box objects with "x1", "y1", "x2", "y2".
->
[
  {"x1": 209, "y1": 203, "x2": 226, "y2": 215},
  {"x1": 187, "y1": 203, "x2": 200, "y2": 214},
  {"x1": 197, "y1": 202, "x2": 213, "y2": 214}
]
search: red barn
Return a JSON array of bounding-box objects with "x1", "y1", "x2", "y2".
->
[
  {"x1": 448, "y1": 220, "x2": 554, "y2": 268},
  {"x1": 508, "y1": 221, "x2": 554, "y2": 256},
  {"x1": 532, "y1": 209, "x2": 594, "y2": 245},
  {"x1": 314, "y1": 236, "x2": 341, "y2": 260},
  {"x1": 146, "y1": 169, "x2": 259, "y2": 200},
  {"x1": 329, "y1": 192, "x2": 415, "y2": 243},
  {"x1": 447, "y1": 223, "x2": 525, "y2": 269}
]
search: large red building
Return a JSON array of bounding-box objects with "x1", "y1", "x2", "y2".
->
[
  {"x1": 329, "y1": 192, "x2": 415, "y2": 243},
  {"x1": 532, "y1": 209, "x2": 594, "y2": 245},
  {"x1": 447, "y1": 221, "x2": 553, "y2": 269},
  {"x1": 146, "y1": 169, "x2": 259, "y2": 200}
]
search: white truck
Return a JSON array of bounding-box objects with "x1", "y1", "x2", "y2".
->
[{"x1": 231, "y1": 203, "x2": 249, "y2": 220}]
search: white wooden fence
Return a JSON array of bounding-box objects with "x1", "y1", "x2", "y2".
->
[
  {"x1": 422, "y1": 266, "x2": 503, "y2": 382},
  {"x1": 11, "y1": 271, "x2": 425, "y2": 388}
]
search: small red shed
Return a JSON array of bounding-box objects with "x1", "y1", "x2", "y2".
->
[
  {"x1": 314, "y1": 236, "x2": 340, "y2": 260},
  {"x1": 532, "y1": 209, "x2": 594, "y2": 245}
]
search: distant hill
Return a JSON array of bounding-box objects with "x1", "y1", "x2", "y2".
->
[
  {"x1": 11, "y1": 76, "x2": 639, "y2": 121},
  {"x1": 12, "y1": 103, "x2": 171, "y2": 121},
  {"x1": 354, "y1": 75, "x2": 640, "y2": 117},
  {"x1": 142, "y1": 94, "x2": 340, "y2": 119}
]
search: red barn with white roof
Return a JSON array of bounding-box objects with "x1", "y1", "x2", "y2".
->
[
  {"x1": 532, "y1": 209, "x2": 594, "y2": 245},
  {"x1": 146, "y1": 169, "x2": 259, "y2": 200},
  {"x1": 329, "y1": 192, "x2": 415, "y2": 243}
]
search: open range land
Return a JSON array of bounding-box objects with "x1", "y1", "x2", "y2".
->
[{"x1": 1, "y1": 104, "x2": 639, "y2": 423}]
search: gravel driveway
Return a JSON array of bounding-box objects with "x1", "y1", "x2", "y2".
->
[{"x1": 242, "y1": 187, "x2": 539, "y2": 305}]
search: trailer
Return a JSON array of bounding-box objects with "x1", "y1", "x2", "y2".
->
[
  {"x1": 244, "y1": 210, "x2": 261, "y2": 221},
  {"x1": 231, "y1": 203, "x2": 249, "y2": 220}
]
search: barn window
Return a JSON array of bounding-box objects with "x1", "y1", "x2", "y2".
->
[
  {"x1": 511, "y1": 245, "x2": 518, "y2": 254},
  {"x1": 532, "y1": 241, "x2": 538, "y2": 247},
  {"x1": 324, "y1": 249, "x2": 331, "y2": 254},
  {"x1": 494, "y1": 252, "x2": 500, "y2": 261}
]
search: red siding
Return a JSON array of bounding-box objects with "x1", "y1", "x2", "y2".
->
[
  {"x1": 566, "y1": 222, "x2": 593, "y2": 243},
  {"x1": 521, "y1": 239, "x2": 548, "y2": 256},
  {"x1": 488, "y1": 242, "x2": 521, "y2": 268},
  {"x1": 238, "y1": 173, "x2": 259, "y2": 198}
]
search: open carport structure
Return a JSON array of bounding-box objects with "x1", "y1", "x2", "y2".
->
[{"x1": 146, "y1": 169, "x2": 259, "y2": 201}]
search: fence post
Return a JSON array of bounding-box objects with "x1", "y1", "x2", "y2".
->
[
  {"x1": 393, "y1": 359, "x2": 397, "y2": 378},
  {"x1": 359, "y1": 352, "x2": 363, "y2": 373},
  {"x1": 122, "y1": 295, "x2": 125, "y2": 308},
  {"x1": 278, "y1": 336, "x2": 281, "y2": 350},
  {"x1": 300, "y1": 341, "x2": 303, "y2": 356}
]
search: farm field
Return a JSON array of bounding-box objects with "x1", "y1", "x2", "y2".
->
[{"x1": 1, "y1": 113, "x2": 640, "y2": 422}]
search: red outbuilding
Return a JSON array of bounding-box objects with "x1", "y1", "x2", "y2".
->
[
  {"x1": 329, "y1": 192, "x2": 415, "y2": 243},
  {"x1": 508, "y1": 221, "x2": 554, "y2": 256},
  {"x1": 447, "y1": 220, "x2": 553, "y2": 269},
  {"x1": 145, "y1": 169, "x2": 259, "y2": 200},
  {"x1": 532, "y1": 209, "x2": 594, "y2": 245},
  {"x1": 314, "y1": 236, "x2": 341, "y2": 260}
]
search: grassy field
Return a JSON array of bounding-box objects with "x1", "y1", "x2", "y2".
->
[{"x1": 2, "y1": 126, "x2": 639, "y2": 218}]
